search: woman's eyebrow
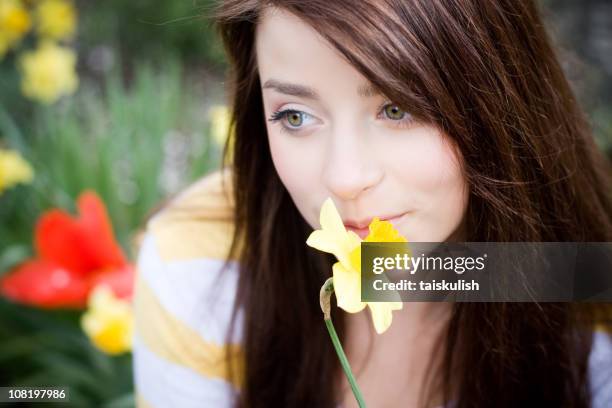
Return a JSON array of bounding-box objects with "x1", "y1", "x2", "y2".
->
[
  {"x1": 262, "y1": 79, "x2": 319, "y2": 99},
  {"x1": 357, "y1": 83, "x2": 380, "y2": 98},
  {"x1": 262, "y1": 79, "x2": 380, "y2": 99}
]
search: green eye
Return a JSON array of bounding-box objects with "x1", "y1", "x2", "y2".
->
[
  {"x1": 286, "y1": 111, "x2": 304, "y2": 127},
  {"x1": 384, "y1": 104, "x2": 406, "y2": 120}
]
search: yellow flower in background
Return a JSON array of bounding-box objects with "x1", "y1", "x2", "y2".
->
[
  {"x1": 0, "y1": 148, "x2": 34, "y2": 194},
  {"x1": 208, "y1": 105, "x2": 230, "y2": 145},
  {"x1": 18, "y1": 40, "x2": 78, "y2": 104},
  {"x1": 35, "y1": 0, "x2": 76, "y2": 41},
  {"x1": 81, "y1": 285, "x2": 133, "y2": 355},
  {"x1": 307, "y1": 198, "x2": 406, "y2": 334},
  {"x1": 208, "y1": 105, "x2": 234, "y2": 160},
  {"x1": 0, "y1": 0, "x2": 31, "y2": 59}
]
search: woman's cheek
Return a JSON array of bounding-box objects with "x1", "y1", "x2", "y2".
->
[
  {"x1": 415, "y1": 142, "x2": 467, "y2": 241},
  {"x1": 268, "y1": 132, "x2": 295, "y2": 185},
  {"x1": 389, "y1": 130, "x2": 467, "y2": 241},
  {"x1": 268, "y1": 131, "x2": 322, "y2": 222}
]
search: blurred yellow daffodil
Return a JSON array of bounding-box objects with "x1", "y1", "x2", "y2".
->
[
  {"x1": 208, "y1": 105, "x2": 235, "y2": 163},
  {"x1": 0, "y1": 148, "x2": 34, "y2": 194},
  {"x1": 306, "y1": 198, "x2": 406, "y2": 334},
  {"x1": 18, "y1": 40, "x2": 78, "y2": 104},
  {"x1": 35, "y1": 0, "x2": 76, "y2": 41},
  {"x1": 208, "y1": 105, "x2": 230, "y2": 145},
  {"x1": 81, "y1": 285, "x2": 133, "y2": 355},
  {"x1": 0, "y1": 0, "x2": 31, "y2": 59}
]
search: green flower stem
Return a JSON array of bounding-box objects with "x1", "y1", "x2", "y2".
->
[{"x1": 320, "y1": 277, "x2": 367, "y2": 408}]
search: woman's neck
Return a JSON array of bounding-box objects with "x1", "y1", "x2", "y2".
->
[{"x1": 336, "y1": 302, "x2": 453, "y2": 407}]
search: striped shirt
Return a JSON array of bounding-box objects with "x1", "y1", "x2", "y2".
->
[
  {"x1": 133, "y1": 168, "x2": 612, "y2": 408},
  {"x1": 133, "y1": 169, "x2": 244, "y2": 408}
]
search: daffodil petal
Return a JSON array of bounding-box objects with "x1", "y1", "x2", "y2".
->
[
  {"x1": 320, "y1": 198, "x2": 346, "y2": 235},
  {"x1": 81, "y1": 284, "x2": 133, "y2": 355},
  {"x1": 306, "y1": 228, "x2": 361, "y2": 270},
  {"x1": 306, "y1": 198, "x2": 363, "y2": 268},
  {"x1": 367, "y1": 301, "x2": 403, "y2": 334},
  {"x1": 344, "y1": 230, "x2": 362, "y2": 251},
  {"x1": 332, "y1": 262, "x2": 366, "y2": 313},
  {"x1": 347, "y1": 244, "x2": 361, "y2": 273},
  {"x1": 338, "y1": 232, "x2": 361, "y2": 270},
  {"x1": 306, "y1": 229, "x2": 339, "y2": 255}
]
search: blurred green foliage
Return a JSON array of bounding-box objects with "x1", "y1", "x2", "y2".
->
[
  {"x1": 0, "y1": 59, "x2": 223, "y2": 263},
  {"x1": 540, "y1": 0, "x2": 612, "y2": 157},
  {"x1": 1, "y1": 2, "x2": 224, "y2": 407},
  {"x1": 77, "y1": 0, "x2": 227, "y2": 71},
  {"x1": 0, "y1": 298, "x2": 135, "y2": 407},
  {"x1": 0, "y1": 58, "x2": 224, "y2": 407}
]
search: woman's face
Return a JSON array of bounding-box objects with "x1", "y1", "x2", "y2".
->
[{"x1": 256, "y1": 7, "x2": 469, "y2": 242}]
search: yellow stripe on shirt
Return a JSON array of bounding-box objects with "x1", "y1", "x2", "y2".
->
[
  {"x1": 136, "y1": 392, "x2": 155, "y2": 408},
  {"x1": 134, "y1": 268, "x2": 245, "y2": 390},
  {"x1": 146, "y1": 167, "x2": 244, "y2": 262}
]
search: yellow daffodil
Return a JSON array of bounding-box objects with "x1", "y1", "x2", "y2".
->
[
  {"x1": 208, "y1": 105, "x2": 230, "y2": 145},
  {"x1": 0, "y1": 148, "x2": 34, "y2": 194},
  {"x1": 81, "y1": 285, "x2": 133, "y2": 355},
  {"x1": 18, "y1": 40, "x2": 78, "y2": 104},
  {"x1": 208, "y1": 105, "x2": 234, "y2": 161},
  {"x1": 307, "y1": 198, "x2": 406, "y2": 334},
  {"x1": 35, "y1": 0, "x2": 76, "y2": 41},
  {"x1": 0, "y1": 0, "x2": 31, "y2": 59}
]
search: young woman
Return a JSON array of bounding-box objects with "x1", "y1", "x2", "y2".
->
[{"x1": 133, "y1": 1, "x2": 612, "y2": 407}]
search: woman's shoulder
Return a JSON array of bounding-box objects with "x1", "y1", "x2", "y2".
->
[
  {"x1": 134, "y1": 167, "x2": 244, "y2": 342},
  {"x1": 141, "y1": 167, "x2": 240, "y2": 262},
  {"x1": 589, "y1": 328, "x2": 612, "y2": 407},
  {"x1": 132, "y1": 168, "x2": 245, "y2": 407}
]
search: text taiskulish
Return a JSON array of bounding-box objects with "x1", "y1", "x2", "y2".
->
[{"x1": 373, "y1": 279, "x2": 480, "y2": 291}]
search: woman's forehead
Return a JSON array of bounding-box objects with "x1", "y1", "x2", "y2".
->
[{"x1": 255, "y1": 7, "x2": 376, "y2": 102}]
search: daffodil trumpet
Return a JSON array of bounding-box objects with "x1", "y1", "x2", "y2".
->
[{"x1": 307, "y1": 197, "x2": 409, "y2": 408}]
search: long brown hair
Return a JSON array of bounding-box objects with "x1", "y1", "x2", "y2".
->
[{"x1": 212, "y1": 0, "x2": 612, "y2": 407}]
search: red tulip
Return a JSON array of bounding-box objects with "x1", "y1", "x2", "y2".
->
[{"x1": 0, "y1": 191, "x2": 134, "y2": 309}]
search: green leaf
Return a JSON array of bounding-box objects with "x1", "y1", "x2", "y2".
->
[{"x1": 0, "y1": 244, "x2": 30, "y2": 275}]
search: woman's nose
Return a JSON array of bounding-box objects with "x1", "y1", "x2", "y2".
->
[{"x1": 321, "y1": 128, "x2": 383, "y2": 201}]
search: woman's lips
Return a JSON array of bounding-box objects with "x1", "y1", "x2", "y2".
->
[
  {"x1": 344, "y1": 213, "x2": 407, "y2": 239},
  {"x1": 344, "y1": 225, "x2": 371, "y2": 239}
]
